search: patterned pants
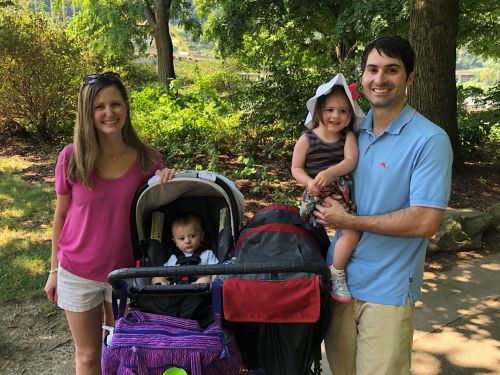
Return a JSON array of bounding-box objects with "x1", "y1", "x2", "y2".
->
[{"x1": 300, "y1": 175, "x2": 356, "y2": 227}]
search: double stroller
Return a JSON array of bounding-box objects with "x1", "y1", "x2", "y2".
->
[{"x1": 103, "y1": 170, "x2": 331, "y2": 375}]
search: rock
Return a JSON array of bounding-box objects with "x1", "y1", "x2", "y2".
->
[
  {"x1": 483, "y1": 203, "x2": 500, "y2": 248},
  {"x1": 428, "y1": 208, "x2": 493, "y2": 252},
  {"x1": 486, "y1": 202, "x2": 500, "y2": 231}
]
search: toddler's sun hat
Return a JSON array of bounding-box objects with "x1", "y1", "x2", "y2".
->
[{"x1": 304, "y1": 73, "x2": 366, "y2": 129}]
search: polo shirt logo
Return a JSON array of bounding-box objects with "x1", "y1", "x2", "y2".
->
[{"x1": 380, "y1": 162, "x2": 387, "y2": 169}]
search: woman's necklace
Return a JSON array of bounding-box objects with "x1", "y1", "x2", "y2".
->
[{"x1": 106, "y1": 145, "x2": 128, "y2": 161}]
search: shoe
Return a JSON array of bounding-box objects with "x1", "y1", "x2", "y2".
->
[{"x1": 330, "y1": 265, "x2": 352, "y2": 303}]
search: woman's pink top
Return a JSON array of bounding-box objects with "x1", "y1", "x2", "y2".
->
[{"x1": 55, "y1": 144, "x2": 162, "y2": 282}]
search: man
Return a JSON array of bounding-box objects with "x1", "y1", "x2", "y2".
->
[{"x1": 314, "y1": 35, "x2": 453, "y2": 374}]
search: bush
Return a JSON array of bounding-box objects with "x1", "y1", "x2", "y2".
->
[
  {"x1": 130, "y1": 78, "x2": 241, "y2": 168},
  {"x1": 234, "y1": 66, "x2": 362, "y2": 160},
  {"x1": 457, "y1": 83, "x2": 500, "y2": 159},
  {"x1": 0, "y1": 7, "x2": 85, "y2": 141}
]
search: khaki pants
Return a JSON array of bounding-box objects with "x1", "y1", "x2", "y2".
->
[{"x1": 325, "y1": 298, "x2": 415, "y2": 375}]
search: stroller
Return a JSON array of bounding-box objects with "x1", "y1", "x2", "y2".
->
[{"x1": 104, "y1": 171, "x2": 331, "y2": 375}]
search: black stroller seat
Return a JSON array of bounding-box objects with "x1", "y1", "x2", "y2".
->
[{"x1": 127, "y1": 171, "x2": 244, "y2": 320}]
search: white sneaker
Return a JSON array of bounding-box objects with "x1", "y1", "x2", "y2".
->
[{"x1": 330, "y1": 266, "x2": 352, "y2": 303}]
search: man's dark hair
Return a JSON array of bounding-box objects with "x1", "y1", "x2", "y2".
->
[{"x1": 361, "y1": 35, "x2": 415, "y2": 77}]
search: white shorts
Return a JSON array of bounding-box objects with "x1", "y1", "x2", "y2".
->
[{"x1": 57, "y1": 265, "x2": 112, "y2": 312}]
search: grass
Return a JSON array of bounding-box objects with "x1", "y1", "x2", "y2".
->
[{"x1": 0, "y1": 156, "x2": 53, "y2": 303}]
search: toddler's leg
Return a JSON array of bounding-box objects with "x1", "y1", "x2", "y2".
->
[
  {"x1": 332, "y1": 229, "x2": 360, "y2": 270},
  {"x1": 330, "y1": 229, "x2": 360, "y2": 303}
]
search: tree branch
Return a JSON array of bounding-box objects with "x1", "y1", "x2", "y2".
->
[{"x1": 143, "y1": 0, "x2": 156, "y2": 28}]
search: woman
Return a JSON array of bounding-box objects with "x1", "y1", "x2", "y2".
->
[{"x1": 44, "y1": 72, "x2": 175, "y2": 374}]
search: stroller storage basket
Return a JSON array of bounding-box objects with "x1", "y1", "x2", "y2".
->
[{"x1": 102, "y1": 282, "x2": 241, "y2": 375}]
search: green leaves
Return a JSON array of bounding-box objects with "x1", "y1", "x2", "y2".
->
[
  {"x1": 0, "y1": 6, "x2": 84, "y2": 140},
  {"x1": 130, "y1": 75, "x2": 240, "y2": 164},
  {"x1": 458, "y1": 0, "x2": 500, "y2": 58},
  {"x1": 68, "y1": 0, "x2": 149, "y2": 68}
]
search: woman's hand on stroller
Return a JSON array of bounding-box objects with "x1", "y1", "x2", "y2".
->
[{"x1": 155, "y1": 168, "x2": 176, "y2": 184}]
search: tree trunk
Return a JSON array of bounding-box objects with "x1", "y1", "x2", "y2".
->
[
  {"x1": 154, "y1": 0, "x2": 175, "y2": 85},
  {"x1": 62, "y1": 0, "x2": 66, "y2": 23},
  {"x1": 408, "y1": 0, "x2": 463, "y2": 169}
]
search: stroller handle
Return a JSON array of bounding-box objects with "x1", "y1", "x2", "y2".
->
[{"x1": 108, "y1": 262, "x2": 330, "y2": 290}]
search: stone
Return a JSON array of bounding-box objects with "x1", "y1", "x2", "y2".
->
[
  {"x1": 428, "y1": 208, "x2": 493, "y2": 252},
  {"x1": 483, "y1": 202, "x2": 500, "y2": 248},
  {"x1": 446, "y1": 208, "x2": 493, "y2": 245},
  {"x1": 486, "y1": 202, "x2": 500, "y2": 231}
]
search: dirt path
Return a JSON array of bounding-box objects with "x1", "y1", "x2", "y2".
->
[{"x1": 0, "y1": 301, "x2": 73, "y2": 374}]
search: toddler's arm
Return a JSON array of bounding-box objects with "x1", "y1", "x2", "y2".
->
[
  {"x1": 292, "y1": 135, "x2": 321, "y2": 195},
  {"x1": 314, "y1": 131, "x2": 358, "y2": 187}
]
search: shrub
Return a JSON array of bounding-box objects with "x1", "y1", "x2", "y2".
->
[
  {"x1": 130, "y1": 79, "x2": 241, "y2": 168},
  {"x1": 0, "y1": 7, "x2": 85, "y2": 141},
  {"x1": 232, "y1": 63, "x2": 364, "y2": 160},
  {"x1": 457, "y1": 83, "x2": 500, "y2": 159}
]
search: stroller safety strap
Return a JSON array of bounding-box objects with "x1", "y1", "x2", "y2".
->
[{"x1": 112, "y1": 279, "x2": 128, "y2": 320}]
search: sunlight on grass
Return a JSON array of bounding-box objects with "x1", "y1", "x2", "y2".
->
[
  {"x1": 12, "y1": 256, "x2": 46, "y2": 275},
  {"x1": 0, "y1": 156, "x2": 54, "y2": 302},
  {"x1": 0, "y1": 155, "x2": 34, "y2": 172},
  {"x1": 1, "y1": 207, "x2": 23, "y2": 219},
  {"x1": 0, "y1": 228, "x2": 51, "y2": 250}
]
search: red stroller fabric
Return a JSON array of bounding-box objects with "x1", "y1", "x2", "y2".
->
[{"x1": 223, "y1": 276, "x2": 321, "y2": 323}]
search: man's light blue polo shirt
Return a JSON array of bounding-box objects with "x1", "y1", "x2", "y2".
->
[{"x1": 327, "y1": 105, "x2": 453, "y2": 305}]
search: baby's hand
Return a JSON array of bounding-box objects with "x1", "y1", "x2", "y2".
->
[
  {"x1": 314, "y1": 170, "x2": 333, "y2": 188},
  {"x1": 194, "y1": 276, "x2": 211, "y2": 284},
  {"x1": 151, "y1": 276, "x2": 170, "y2": 285}
]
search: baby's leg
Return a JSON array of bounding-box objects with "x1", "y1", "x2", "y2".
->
[
  {"x1": 151, "y1": 276, "x2": 169, "y2": 285},
  {"x1": 332, "y1": 229, "x2": 360, "y2": 270}
]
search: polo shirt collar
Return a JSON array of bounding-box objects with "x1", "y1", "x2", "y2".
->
[{"x1": 359, "y1": 105, "x2": 416, "y2": 135}]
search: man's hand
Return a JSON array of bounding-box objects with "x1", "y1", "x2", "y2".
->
[{"x1": 313, "y1": 196, "x2": 352, "y2": 228}]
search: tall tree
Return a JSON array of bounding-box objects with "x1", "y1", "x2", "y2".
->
[
  {"x1": 146, "y1": 0, "x2": 175, "y2": 82},
  {"x1": 196, "y1": 0, "x2": 409, "y2": 75},
  {"x1": 69, "y1": 0, "x2": 201, "y2": 85},
  {"x1": 195, "y1": 0, "x2": 410, "y2": 143},
  {"x1": 408, "y1": 0, "x2": 463, "y2": 168}
]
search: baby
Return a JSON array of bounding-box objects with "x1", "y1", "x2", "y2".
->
[{"x1": 151, "y1": 214, "x2": 218, "y2": 285}]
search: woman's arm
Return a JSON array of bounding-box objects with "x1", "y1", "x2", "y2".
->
[{"x1": 44, "y1": 194, "x2": 71, "y2": 302}]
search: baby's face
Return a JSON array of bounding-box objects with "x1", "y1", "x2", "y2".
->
[{"x1": 172, "y1": 222, "x2": 204, "y2": 253}]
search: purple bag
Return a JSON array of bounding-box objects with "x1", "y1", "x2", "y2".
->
[{"x1": 102, "y1": 282, "x2": 241, "y2": 375}]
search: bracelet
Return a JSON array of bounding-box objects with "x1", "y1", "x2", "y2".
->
[{"x1": 49, "y1": 268, "x2": 58, "y2": 274}]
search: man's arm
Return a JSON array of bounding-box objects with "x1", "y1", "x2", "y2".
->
[{"x1": 314, "y1": 197, "x2": 444, "y2": 238}]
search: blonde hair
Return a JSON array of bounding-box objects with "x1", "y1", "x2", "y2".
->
[
  {"x1": 67, "y1": 76, "x2": 159, "y2": 187},
  {"x1": 311, "y1": 85, "x2": 355, "y2": 134}
]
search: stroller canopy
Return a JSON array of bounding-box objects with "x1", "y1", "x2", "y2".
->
[{"x1": 132, "y1": 170, "x2": 245, "y2": 261}]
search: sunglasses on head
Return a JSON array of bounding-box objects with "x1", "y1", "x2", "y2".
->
[{"x1": 83, "y1": 72, "x2": 121, "y2": 85}]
